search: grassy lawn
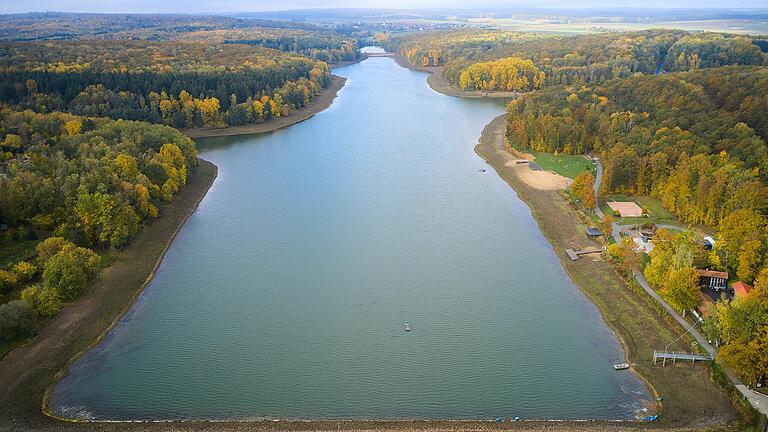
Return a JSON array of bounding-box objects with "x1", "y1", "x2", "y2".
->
[
  {"x1": 600, "y1": 195, "x2": 682, "y2": 226},
  {"x1": 0, "y1": 239, "x2": 38, "y2": 269},
  {"x1": 533, "y1": 152, "x2": 595, "y2": 179}
]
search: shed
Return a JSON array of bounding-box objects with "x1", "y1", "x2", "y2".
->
[
  {"x1": 696, "y1": 269, "x2": 728, "y2": 291},
  {"x1": 607, "y1": 201, "x2": 643, "y2": 218},
  {"x1": 732, "y1": 281, "x2": 752, "y2": 298},
  {"x1": 586, "y1": 227, "x2": 602, "y2": 237}
]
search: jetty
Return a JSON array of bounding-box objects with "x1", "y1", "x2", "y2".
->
[
  {"x1": 565, "y1": 247, "x2": 603, "y2": 261},
  {"x1": 653, "y1": 350, "x2": 713, "y2": 365}
]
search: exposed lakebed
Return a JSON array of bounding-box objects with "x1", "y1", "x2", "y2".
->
[{"x1": 52, "y1": 48, "x2": 650, "y2": 421}]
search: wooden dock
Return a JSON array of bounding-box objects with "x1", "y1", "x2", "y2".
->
[
  {"x1": 653, "y1": 350, "x2": 713, "y2": 365},
  {"x1": 565, "y1": 247, "x2": 604, "y2": 261}
]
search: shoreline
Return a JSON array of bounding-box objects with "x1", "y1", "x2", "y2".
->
[
  {"x1": 182, "y1": 75, "x2": 347, "y2": 139},
  {"x1": 0, "y1": 59, "x2": 738, "y2": 432},
  {"x1": 0, "y1": 160, "x2": 218, "y2": 429},
  {"x1": 392, "y1": 54, "x2": 519, "y2": 99},
  {"x1": 474, "y1": 115, "x2": 737, "y2": 428}
]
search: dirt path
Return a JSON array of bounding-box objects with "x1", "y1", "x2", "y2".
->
[
  {"x1": 0, "y1": 160, "x2": 218, "y2": 429},
  {"x1": 182, "y1": 76, "x2": 346, "y2": 139}
]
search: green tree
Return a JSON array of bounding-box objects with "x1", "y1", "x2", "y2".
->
[
  {"x1": 719, "y1": 325, "x2": 768, "y2": 386},
  {"x1": 661, "y1": 267, "x2": 700, "y2": 314},
  {"x1": 20, "y1": 284, "x2": 62, "y2": 317},
  {"x1": 42, "y1": 246, "x2": 100, "y2": 301},
  {"x1": 35, "y1": 237, "x2": 75, "y2": 264},
  {"x1": 737, "y1": 240, "x2": 764, "y2": 284}
]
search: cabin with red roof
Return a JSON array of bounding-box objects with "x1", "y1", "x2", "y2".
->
[{"x1": 732, "y1": 281, "x2": 752, "y2": 298}]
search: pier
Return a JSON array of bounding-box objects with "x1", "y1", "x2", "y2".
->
[
  {"x1": 653, "y1": 350, "x2": 713, "y2": 365},
  {"x1": 565, "y1": 247, "x2": 604, "y2": 261}
]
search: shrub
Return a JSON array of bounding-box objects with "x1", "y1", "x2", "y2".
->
[
  {"x1": 35, "y1": 237, "x2": 75, "y2": 264},
  {"x1": 21, "y1": 285, "x2": 62, "y2": 317},
  {"x1": 42, "y1": 246, "x2": 100, "y2": 301},
  {"x1": 12, "y1": 261, "x2": 37, "y2": 282},
  {"x1": 0, "y1": 300, "x2": 38, "y2": 339},
  {"x1": 0, "y1": 270, "x2": 18, "y2": 292}
]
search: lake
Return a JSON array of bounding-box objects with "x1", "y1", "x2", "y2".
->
[{"x1": 52, "y1": 48, "x2": 650, "y2": 421}]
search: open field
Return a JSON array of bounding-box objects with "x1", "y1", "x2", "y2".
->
[
  {"x1": 532, "y1": 152, "x2": 595, "y2": 179},
  {"x1": 475, "y1": 115, "x2": 743, "y2": 429},
  {"x1": 470, "y1": 19, "x2": 768, "y2": 35}
]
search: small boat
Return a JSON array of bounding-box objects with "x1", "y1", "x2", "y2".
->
[
  {"x1": 479, "y1": 168, "x2": 486, "y2": 172},
  {"x1": 404, "y1": 322, "x2": 411, "y2": 331},
  {"x1": 613, "y1": 362, "x2": 630, "y2": 370}
]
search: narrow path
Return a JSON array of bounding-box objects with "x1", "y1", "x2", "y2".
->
[{"x1": 591, "y1": 158, "x2": 768, "y2": 418}]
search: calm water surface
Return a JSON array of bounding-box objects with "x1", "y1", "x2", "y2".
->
[{"x1": 52, "y1": 51, "x2": 650, "y2": 421}]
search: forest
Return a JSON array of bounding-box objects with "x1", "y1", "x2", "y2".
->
[
  {"x1": 0, "y1": 40, "x2": 332, "y2": 129},
  {"x1": 0, "y1": 107, "x2": 198, "y2": 340},
  {"x1": 505, "y1": 64, "x2": 768, "y2": 386},
  {"x1": 388, "y1": 29, "x2": 767, "y2": 92},
  {"x1": 0, "y1": 13, "x2": 361, "y2": 64}
]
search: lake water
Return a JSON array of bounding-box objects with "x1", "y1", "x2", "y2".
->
[{"x1": 52, "y1": 49, "x2": 650, "y2": 421}]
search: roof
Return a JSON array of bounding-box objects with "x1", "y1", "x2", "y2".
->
[
  {"x1": 586, "y1": 227, "x2": 602, "y2": 236},
  {"x1": 607, "y1": 201, "x2": 643, "y2": 217},
  {"x1": 697, "y1": 292, "x2": 715, "y2": 316},
  {"x1": 732, "y1": 281, "x2": 752, "y2": 298},
  {"x1": 696, "y1": 269, "x2": 729, "y2": 280}
]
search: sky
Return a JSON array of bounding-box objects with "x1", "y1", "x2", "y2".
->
[{"x1": 1, "y1": 0, "x2": 766, "y2": 14}]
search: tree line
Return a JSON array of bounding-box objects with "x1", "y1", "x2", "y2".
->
[
  {"x1": 0, "y1": 13, "x2": 361, "y2": 65},
  {"x1": 0, "y1": 40, "x2": 331, "y2": 129},
  {"x1": 0, "y1": 107, "x2": 198, "y2": 340},
  {"x1": 508, "y1": 65, "x2": 768, "y2": 386},
  {"x1": 388, "y1": 29, "x2": 766, "y2": 93}
]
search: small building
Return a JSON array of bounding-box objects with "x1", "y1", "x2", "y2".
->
[
  {"x1": 732, "y1": 281, "x2": 752, "y2": 298},
  {"x1": 633, "y1": 236, "x2": 654, "y2": 254},
  {"x1": 696, "y1": 269, "x2": 728, "y2": 291},
  {"x1": 585, "y1": 227, "x2": 602, "y2": 237},
  {"x1": 607, "y1": 201, "x2": 643, "y2": 218}
]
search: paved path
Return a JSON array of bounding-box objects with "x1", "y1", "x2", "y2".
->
[{"x1": 591, "y1": 158, "x2": 768, "y2": 418}]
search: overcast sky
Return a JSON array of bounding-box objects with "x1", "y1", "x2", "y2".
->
[{"x1": 2, "y1": 0, "x2": 766, "y2": 14}]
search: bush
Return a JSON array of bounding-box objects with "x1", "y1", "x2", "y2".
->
[
  {"x1": 0, "y1": 300, "x2": 38, "y2": 339},
  {"x1": 35, "y1": 236, "x2": 75, "y2": 264},
  {"x1": 42, "y1": 246, "x2": 100, "y2": 301},
  {"x1": 0, "y1": 270, "x2": 18, "y2": 292},
  {"x1": 12, "y1": 261, "x2": 37, "y2": 282},
  {"x1": 21, "y1": 285, "x2": 62, "y2": 317},
  {"x1": 606, "y1": 243, "x2": 624, "y2": 263}
]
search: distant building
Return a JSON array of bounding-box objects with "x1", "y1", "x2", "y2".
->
[
  {"x1": 607, "y1": 201, "x2": 643, "y2": 218},
  {"x1": 732, "y1": 281, "x2": 752, "y2": 298},
  {"x1": 696, "y1": 269, "x2": 728, "y2": 291}
]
